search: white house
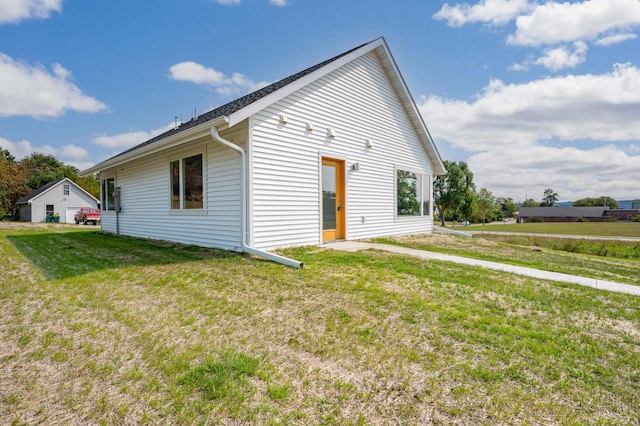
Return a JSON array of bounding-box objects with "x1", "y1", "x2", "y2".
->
[
  {"x1": 16, "y1": 178, "x2": 99, "y2": 223},
  {"x1": 80, "y1": 37, "x2": 445, "y2": 267}
]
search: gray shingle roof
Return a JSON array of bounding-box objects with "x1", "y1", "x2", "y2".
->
[
  {"x1": 109, "y1": 41, "x2": 371, "y2": 162},
  {"x1": 16, "y1": 179, "x2": 63, "y2": 204}
]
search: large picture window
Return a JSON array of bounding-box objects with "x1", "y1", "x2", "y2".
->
[
  {"x1": 396, "y1": 168, "x2": 431, "y2": 217},
  {"x1": 101, "y1": 177, "x2": 115, "y2": 211},
  {"x1": 170, "y1": 153, "x2": 203, "y2": 210}
]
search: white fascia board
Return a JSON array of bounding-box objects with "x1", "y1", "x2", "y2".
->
[
  {"x1": 29, "y1": 177, "x2": 70, "y2": 202},
  {"x1": 79, "y1": 117, "x2": 228, "y2": 176},
  {"x1": 225, "y1": 38, "x2": 386, "y2": 128},
  {"x1": 374, "y1": 42, "x2": 446, "y2": 175},
  {"x1": 26, "y1": 177, "x2": 97, "y2": 203},
  {"x1": 69, "y1": 179, "x2": 100, "y2": 203},
  {"x1": 30, "y1": 177, "x2": 98, "y2": 203}
]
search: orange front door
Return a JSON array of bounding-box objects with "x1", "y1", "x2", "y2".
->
[{"x1": 322, "y1": 157, "x2": 345, "y2": 242}]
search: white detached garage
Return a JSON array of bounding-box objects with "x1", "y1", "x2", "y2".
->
[
  {"x1": 80, "y1": 37, "x2": 445, "y2": 266},
  {"x1": 16, "y1": 178, "x2": 99, "y2": 223}
]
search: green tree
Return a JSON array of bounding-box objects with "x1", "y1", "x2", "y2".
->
[
  {"x1": 20, "y1": 153, "x2": 78, "y2": 191},
  {"x1": 0, "y1": 150, "x2": 29, "y2": 218},
  {"x1": 76, "y1": 175, "x2": 100, "y2": 199},
  {"x1": 541, "y1": 188, "x2": 559, "y2": 207},
  {"x1": 573, "y1": 196, "x2": 619, "y2": 209},
  {"x1": 476, "y1": 188, "x2": 494, "y2": 225},
  {"x1": 433, "y1": 160, "x2": 475, "y2": 226},
  {"x1": 496, "y1": 197, "x2": 518, "y2": 218},
  {"x1": 521, "y1": 198, "x2": 540, "y2": 207}
]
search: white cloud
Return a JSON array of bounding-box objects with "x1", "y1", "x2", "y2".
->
[
  {"x1": 421, "y1": 63, "x2": 640, "y2": 149},
  {"x1": 269, "y1": 0, "x2": 288, "y2": 5},
  {"x1": 0, "y1": 53, "x2": 107, "y2": 118},
  {"x1": 534, "y1": 42, "x2": 588, "y2": 71},
  {"x1": 419, "y1": 64, "x2": 640, "y2": 200},
  {"x1": 508, "y1": 0, "x2": 640, "y2": 46},
  {"x1": 595, "y1": 33, "x2": 637, "y2": 46},
  {"x1": 508, "y1": 62, "x2": 528, "y2": 72},
  {"x1": 92, "y1": 123, "x2": 175, "y2": 149},
  {"x1": 168, "y1": 61, "x2": 270, "y2": 97},
  {"x1": 0, "y1": 0, "x2": 62, "y2": 24},
  {"x1": 0, "y1": 136, "x2": 90, "y2": 167},
  {"x1": 466, "y1": 145, "x2": 640, "y2": 201},
  {"x1": 58, "y1": 144, "x2": 88, "y2": 161},
  {"x1": 213, "y1": 0, "x2": 240, "y2": 4},
  {"x1": 434, "y1": 0, "x2": 531, "y2": 27}
]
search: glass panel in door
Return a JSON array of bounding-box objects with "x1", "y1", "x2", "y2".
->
[
  {"x1": 322, "y1": 158, "x2": 344, "y2": 242},
  {"x1": 323, "y1": 164, "x2": 337, "y2": 231}
]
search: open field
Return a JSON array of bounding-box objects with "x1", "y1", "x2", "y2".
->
[
  {"x1": 374, "y1": 233, "x2": 640, "y2": 286},
  {"x1": 451, "y1": 222, "x2": 640, "y2": 238},
  {"x1": 1, "y1": 225, "x2": 640, "y2": 424}
]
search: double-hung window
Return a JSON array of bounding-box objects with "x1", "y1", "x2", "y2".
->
[
  {"x1": 171, "y1": 153, "x2": 204, "y2": 210},
  {"x1": 63, "y1": 184, "x2": 70, "y2": 195},
  {"x1": 396, "y1": 168, "x2": 431, "y2": 217}
]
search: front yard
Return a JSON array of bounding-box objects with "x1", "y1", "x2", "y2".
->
[{"x1": 1, "y1": 225, "x2": 639, "y2": 424}]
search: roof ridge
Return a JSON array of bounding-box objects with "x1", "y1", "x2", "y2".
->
[
  {"x1": 16, "y1": 178, "x2": 64, "y2": 204},
  {"x1": 110, "y1": 39, "x2": 378, "y2": 161}
]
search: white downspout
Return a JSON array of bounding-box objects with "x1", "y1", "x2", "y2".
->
[{"x1": 210, "y1": 126, "x2": 303, "y2": 268}]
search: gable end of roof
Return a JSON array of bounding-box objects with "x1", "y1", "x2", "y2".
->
[{"x1": 81, "y1": 37, "x2": 444, "y2": 176}]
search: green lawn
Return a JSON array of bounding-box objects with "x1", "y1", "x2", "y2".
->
[
  {"x1": 373, "y1": 233, "x2": 640, "y2": 286},
  {"x1": 451, "y1": 222, "x2": 640, "y2": 237},
  {"x1": 1, "y1": 224, "x2": 640, "y2": 424}
]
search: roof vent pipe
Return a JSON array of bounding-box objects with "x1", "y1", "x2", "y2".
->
[{"x1": 210, "y1": 127, "x2": 303, "y2": 268}]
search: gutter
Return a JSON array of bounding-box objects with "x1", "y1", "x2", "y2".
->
[{"x1": 210, "y1": 126, "x2": 303, "y2": 269}]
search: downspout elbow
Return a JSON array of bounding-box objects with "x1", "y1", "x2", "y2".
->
[{"x1": 210, "y1": 127, "x2": 303, "y2": 269}]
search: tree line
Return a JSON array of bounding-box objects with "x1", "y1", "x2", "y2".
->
[
  {"x1": 0, "y1": 149, "x2": 99, "y2": 219},
  {"x1": 1, "y1": 150, "x2": 624, "y2": 224},
  {"x1": 434, "y1": 160, "x2": 621, "y2": 226}
]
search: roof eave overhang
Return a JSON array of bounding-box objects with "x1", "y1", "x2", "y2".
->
[
  {"x1": 80, "y1": 37, "x2": 445, "y2": 177},
  {"x1": 224, "y1": 39, "x2": 387, "y2": 129},
  {"x1": 223, "y1": 37, "x2": 445, "y2": 175},
  {"x1": 373, "y1": 42, "x2": 446, "y2": 176},
  {"x1": 79, "y1": 117, "x2": 229, "y2": 176}
]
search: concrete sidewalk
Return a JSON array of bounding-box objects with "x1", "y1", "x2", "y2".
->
[{"x1": 323, "y1": 241, "x2": 640, "y2": 296}]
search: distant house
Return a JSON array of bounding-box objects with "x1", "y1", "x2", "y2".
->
[
  {"x1": 16, "y1": 178, "x2": 99, "y2": 223},
  {"x1": 80, "y1": 37, "x2": 445, "y2": 266},
  {"x1": 518, "y1": 206, "x2": 639, "y2": 223}
]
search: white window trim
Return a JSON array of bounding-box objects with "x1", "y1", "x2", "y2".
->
[
  {"x1": 101, "y1": 175, "x2": 116, "y2": 212},
  {"x1": 169, "y1": 151, "x2": 207, "y2": 215},
  {"x1": 394, "y1": 165, "x2": 432, "y2": 220}
]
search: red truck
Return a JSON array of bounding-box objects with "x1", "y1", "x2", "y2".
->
[{"x1": 74, "y1": 207, "x2": 101, "y2": 225}]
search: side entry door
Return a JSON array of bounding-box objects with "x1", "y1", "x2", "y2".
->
[{"x1": 321, "y1": 157, "x2": 345, "y2": 242}]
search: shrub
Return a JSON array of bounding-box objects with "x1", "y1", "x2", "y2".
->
[
  {"x1": 633, "y1": 215, "x2": 640, "y2": 222},
  {"x1": 604, "y1": 216, "x2": 618, "y2": 222},
  {"x1": 527, "y1": 216, "x2": 543, "y2": 223},
  {"x1": 576, "y1": 217, "x2": 588, "y2": 222}
]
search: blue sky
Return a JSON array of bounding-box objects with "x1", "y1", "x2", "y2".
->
[{"x1": 1, "y1": 0, "x2": 639, "y2": 202}]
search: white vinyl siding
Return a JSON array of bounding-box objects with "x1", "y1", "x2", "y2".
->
[
  {"x1": 26, "y1": 180, "x2": 98, "y2": 223},
  {"x1": 99, "y1": 136, "x2": 243, "y2": 251},
  {"x1": 250, "y1": 51, "x2": 434, "y2": 250}
]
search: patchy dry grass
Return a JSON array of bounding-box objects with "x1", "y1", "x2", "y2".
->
[
  {"x1": 453, "y1": 222, "x2": 640, "y2": 238},
  {"x1": 1, "y1": 225, "x2": 640, "y2": 424},
  {"x1": 375, "y1": 233, "x2": 640, "y2": 286}
]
